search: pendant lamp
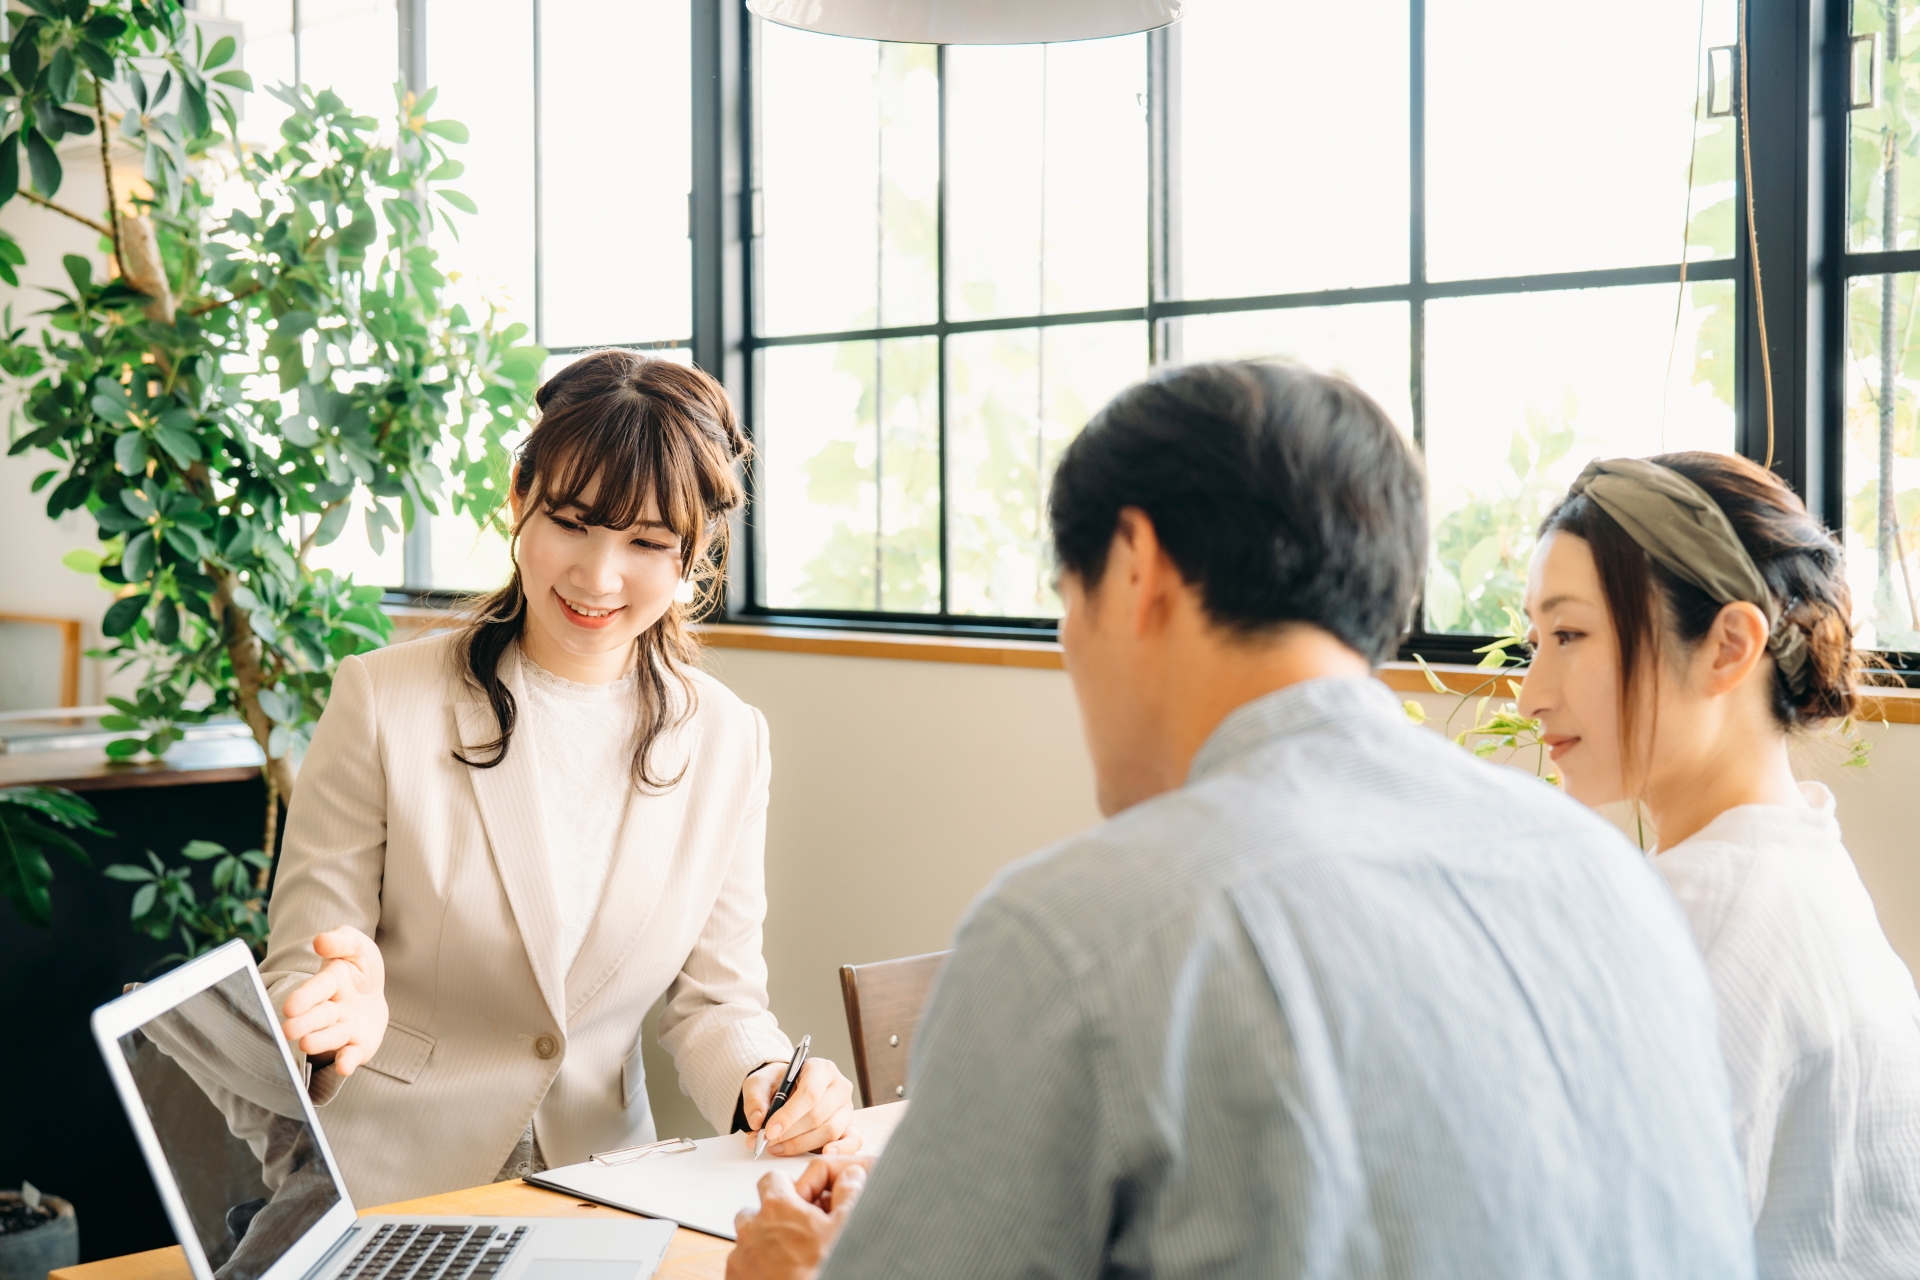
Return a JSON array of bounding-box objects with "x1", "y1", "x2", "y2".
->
[{"x1": 745, "y1": 0, "x2": 1188, "y2": 45}]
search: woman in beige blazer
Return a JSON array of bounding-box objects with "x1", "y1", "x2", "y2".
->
[{"x1": 259, "y1": 352, "x2": 856, "y2": 1208}]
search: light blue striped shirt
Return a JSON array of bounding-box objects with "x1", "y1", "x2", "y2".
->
[{"x1": 822, "y1": 678, "x2": 1754, "y2": 1279}]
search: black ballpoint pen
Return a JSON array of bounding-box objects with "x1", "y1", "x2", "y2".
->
[{"x1": 753, "y1": 1034, "x2": 811, "y2": 1160}]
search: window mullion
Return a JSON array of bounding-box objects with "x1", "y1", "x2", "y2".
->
[
  {"x1": 1147, "y1": 23, "x2": 1182, "y2": 367},
  {"x1": 936, "y1": 44, "x2": 953, "y2": 617}
]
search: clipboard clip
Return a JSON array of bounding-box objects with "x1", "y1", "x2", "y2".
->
[{"x1": 590, "y1": 1136, "x2": 697, "y2": 1166}]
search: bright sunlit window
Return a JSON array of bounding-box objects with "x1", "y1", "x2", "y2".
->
[
  {"x1": 742, "y1": 0, "x2": 1745, "y2": 646},
  {"x1": 195, "y1": 0, "x2": 1915, "y2": 665}
]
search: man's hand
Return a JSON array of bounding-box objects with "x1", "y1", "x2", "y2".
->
[
  {"x1": 727, "y1": 1162, "x2": 869, "y2": 1280},
  {"x1": 280, "y1": 926, "x2": 389, "y2": 1076},
  {"x1": 742, "y1": 1058, "x2": 860, "y2": 1157}
]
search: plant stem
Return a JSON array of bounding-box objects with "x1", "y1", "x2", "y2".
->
[
  {"x1": 258, "y1": 766, "x2": 279, "y2": 891},
  {"x1": 297, "y1": 500, "x2": 348, "y2": 561},
  {"x1": 91, "y1": 74, "x2": 127, "y2": 280},
  {"x1": 16, "y1": 189, "x2": 112, "y2": 236},
  {"x1": 211, "y1": 570, "x2": 299, "y2": 811},
  {"x1": 187, "y1": 281, "x2": 264, "y2": 317}
]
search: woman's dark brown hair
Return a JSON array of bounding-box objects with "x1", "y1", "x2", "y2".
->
[
  {"x1": 453, "y1": 350, "x2": 749, "y2": 789},
  {"x1": 1538, "y1": 451, "x2": 1859, "y2": 776}
]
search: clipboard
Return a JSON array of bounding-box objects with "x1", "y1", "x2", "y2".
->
[{"x1": 526, "y1": 1101, "x2": 907, "y2": 1241}]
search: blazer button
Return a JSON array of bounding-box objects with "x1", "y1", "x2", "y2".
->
[{"x1": 533, "y1": 1035, "x2": 558, "y2": 1060}]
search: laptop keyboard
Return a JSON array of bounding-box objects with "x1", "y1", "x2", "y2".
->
[{"x1": 337, "y1": 1224, "x2": 528, "y2": 1280}]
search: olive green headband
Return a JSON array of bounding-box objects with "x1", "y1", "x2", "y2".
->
[{"x1": 1567, "y1": 458, "x2": 1810, "y2": 695}]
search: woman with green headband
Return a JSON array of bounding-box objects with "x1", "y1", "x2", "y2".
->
[{"x1": 1517, "y1": 451, "x2": 1920, "y2": 1278}]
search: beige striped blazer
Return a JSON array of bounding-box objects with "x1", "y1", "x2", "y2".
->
[{"x1": 260, "y1": 632, "x2": 794, "y2": 1209}]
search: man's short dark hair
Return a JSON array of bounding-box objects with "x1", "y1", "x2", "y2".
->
[{"x1": 1047, "y1": 359, "x2": 1427, "y2": 665}]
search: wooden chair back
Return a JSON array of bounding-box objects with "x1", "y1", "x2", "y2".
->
[{"x1": 838, "y1": 950, "x2": 950, "y2": 1108}]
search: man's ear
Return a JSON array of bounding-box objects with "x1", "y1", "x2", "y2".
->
[
  {"x1": 1113, "y1": 507, "x2": 1177, "y2": 639},
  {"x1": 1702, "y1": 600, "x2": 1771, "y2": 696}
]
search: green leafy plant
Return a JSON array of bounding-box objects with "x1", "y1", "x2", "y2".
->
[
  {"x1": 3, "y1": 1, "x2": 542, "y2": 956},
  {"x1": 103, "y1": 839, "x2": 270, "y2": 963},
  {"x1": 0, "y1": 786, "x2": 108, "y2": 928},
  {"x1": 1424, "y1": 401, "x2": 1579, "y2": 636},
  {"x1": 1405, "y1": 608, "x2": 1558, "y2": 782}
]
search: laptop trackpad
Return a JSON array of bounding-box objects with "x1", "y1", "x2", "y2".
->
[{"x1": 524, "y1": 1262, "x2": 651, "y2": 1280}]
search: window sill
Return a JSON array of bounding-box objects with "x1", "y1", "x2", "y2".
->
[
  {"x1": 695, "y1": 625, "x2": 1920, "y2": 725},
  {"x1": 697, "y1": 623, "x2": 1065, "y2": 669}
]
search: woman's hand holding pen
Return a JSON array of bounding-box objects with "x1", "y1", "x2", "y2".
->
[
  {"x1": 742, "y1": 1056, "x2": 861, "y2": 1157},
  {"x1": 280, "y1": 926, "x2": 390, "y2": 1076}
]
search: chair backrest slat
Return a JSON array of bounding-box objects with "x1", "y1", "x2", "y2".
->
[{"x1": 838, "y1": 950, "x2": 951, "y2": 1108}]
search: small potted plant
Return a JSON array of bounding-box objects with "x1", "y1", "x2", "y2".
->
[{"x1": 0, "y1": 1183, "x2": 78, "y2": 1280}]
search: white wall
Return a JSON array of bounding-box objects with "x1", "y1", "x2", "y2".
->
[
  {"x1": 640, "y1": 647, "x2": 1100, "y2": 1137},
  {"x1": 639, "y1": 649, "x2": 1920, "y2": 1137}
]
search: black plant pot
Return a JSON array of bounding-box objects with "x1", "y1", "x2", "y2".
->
[{"x1": 0, "y1": 1192, "x2": 78, "y2": 1280}]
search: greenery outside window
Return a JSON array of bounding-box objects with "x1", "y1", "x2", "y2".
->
[{"x1": 169, "y1": 1, "x2": 1920, "y2": 673}]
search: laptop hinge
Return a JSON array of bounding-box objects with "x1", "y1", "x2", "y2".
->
[{"x1": 299, "y1": 1224, "x2": 362, "y2": 1280}]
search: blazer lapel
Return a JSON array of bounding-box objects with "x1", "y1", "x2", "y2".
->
[
  {"x1": 564, "y1": 714, "x2": 704, "y2": 1019},
  {"x1": 455, "y1": 653, "x2": 567, "y2": 1031}
]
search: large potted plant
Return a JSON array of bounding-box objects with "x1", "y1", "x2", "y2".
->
[{"x1": 2, "y1": 0, "x2": 541, "y2": 954}]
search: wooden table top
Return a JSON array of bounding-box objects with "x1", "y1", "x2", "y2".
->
[
  {"x1": 51, "y1": 1104, "x2": 908, "y2": 1280},
  {"x1": 48, "y1": 1180, "x2": 731, "y2": 1280}
]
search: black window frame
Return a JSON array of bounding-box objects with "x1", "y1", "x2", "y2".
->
[{"x1": 388, "y1": 0, "x2": 1908, "y2": 675}]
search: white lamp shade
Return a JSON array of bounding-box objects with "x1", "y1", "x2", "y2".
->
[{"x1": 745, "y1": 0, "x2": 1187, "y2": 44}]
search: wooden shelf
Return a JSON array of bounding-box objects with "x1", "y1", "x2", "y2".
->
[{"x1": 0, "y1": 736, "x2": 265, "y2": 792}]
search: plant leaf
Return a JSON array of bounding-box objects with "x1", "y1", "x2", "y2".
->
[
  {"x1": 102, "y1": 591, "x2": 150, "y2": 636},
  {"x1": 311, "y1": 501, "x2": 351, "y2": 547},
  {"x1": 122, "y1": 530, "x2": 156, "y2": 583},
  {"x1": 24, "y1": 130, "x2": 61, "y2": 197}
]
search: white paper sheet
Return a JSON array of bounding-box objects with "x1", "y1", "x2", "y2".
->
[{"x1": 527, "y1": 1102, "x2": 907, "y2": 1241}]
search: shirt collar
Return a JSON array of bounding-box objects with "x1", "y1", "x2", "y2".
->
[{"x1": 1188, "y1": 676, "x2": 1407, "y2": 784}]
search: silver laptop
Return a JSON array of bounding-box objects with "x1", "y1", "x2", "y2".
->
[{"x1": 91, "y1": 940, "x2": 676, "y2": 1280}]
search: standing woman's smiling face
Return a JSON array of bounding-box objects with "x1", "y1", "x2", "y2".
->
[
  {"x1": 1516, "y1": 530, "x2": 1630, "y2": 806},
  {"x1": 508, "y1": 474, "x2": 687, "y2": 683}
]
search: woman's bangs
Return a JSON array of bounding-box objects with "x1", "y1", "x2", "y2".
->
[{"x1": 535, "y1": 426, "x2": 704, "y2": 549}]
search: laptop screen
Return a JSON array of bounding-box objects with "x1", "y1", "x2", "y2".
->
[{"x1": 115, "y1": 967, "x2": 346, "y2": 1280}]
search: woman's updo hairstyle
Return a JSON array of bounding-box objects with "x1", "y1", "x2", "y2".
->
[
  {"x1": 1538, "y1": 451, "x2": 1858, "y2": 738},
  {"x1": 454, "y1": 350, "x2": 750, "y2": 789}
]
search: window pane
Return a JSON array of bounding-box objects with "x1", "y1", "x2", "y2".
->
[
  {"x1": 304, "y1": 488, "x2": 406, "y2": 589},
  {"x1": 1423, "y1": 282, "x2": 1736, "y2": 634},
  {"x1": 1175, "y1": 304, "x2": 1413, "y2": 437},
  {"x1": 1427, "y1": 0, "x2": 1736, "y2": 281},
  {"x1": 298, "y1": 0, "x2": 399, "y2": 121},
  {"x1": 221, "y1": 1, "x2": 297, "y2": 146},
  {"x1": 431, "y1": 513, "x2": 512, "y2": 593},
  {"x1": 1843, "y1": 273, "x2": 1920, "y2": 649},
  {"x1": 540, "y1": 0, "x2": 690, "y2": 347},
  {"x1": 1850, "y1": 3, "x2": 1920, "y2": 252},
  {"x1": 948, "y1": 322, "x2": 1148, "y2": 617},
  {"x1": 946, "y1": 38, "x2": 1146, "y2": 322},
  {"x1": 428, "y1": 0, "x2": 536, "y2": 338},
  {"x1": 1177, "y1": 0, "x2": 1407, "y2": 300},
  {"x1": 759, "y1": 30, "x2": 938, "y2": 337},
  {"x1": 759, "y1": 339, "x2": 940, "y2": 613}
]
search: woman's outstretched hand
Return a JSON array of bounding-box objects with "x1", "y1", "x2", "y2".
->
[
  {"x1": 280, "y1": 926, "x2": 389, "y2": 1076},
  {"x1": 742, "y1": 1057, "x2": 861, "y2": 1158}
]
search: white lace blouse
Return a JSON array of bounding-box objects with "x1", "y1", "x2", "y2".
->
[
  {"x1": 1654, "y1": 783, "x2": 1920, "y2": 1279},
  {"x1": 518, "y1": 646, "x2": 638, "y2": 975}
]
